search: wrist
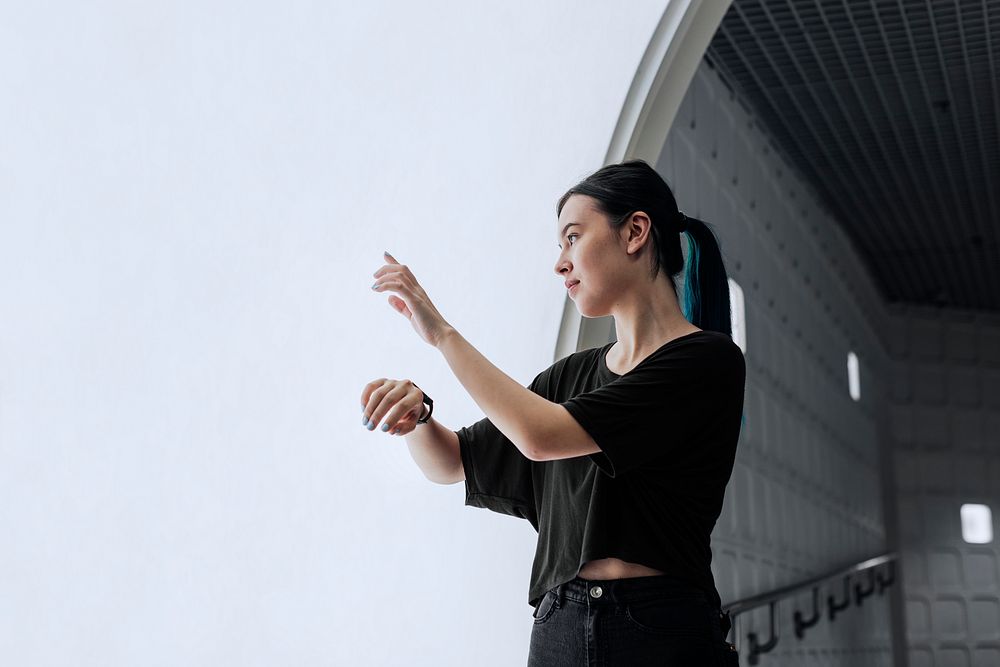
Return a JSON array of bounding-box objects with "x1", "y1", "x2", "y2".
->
[
  {"x1": 434, "y1": 325, "x2": 458, "y2": 349},
  {"x1": 411, "y1": 382, "x2": 434, "y2": 425}
]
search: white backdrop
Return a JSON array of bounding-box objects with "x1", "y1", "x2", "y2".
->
[{"x1": 0, "y1": 1, "x2": 668, "y2": 664}]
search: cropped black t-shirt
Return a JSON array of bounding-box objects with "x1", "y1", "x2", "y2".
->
[{"x1": 455, "y1": 330, "x2": 746, "y2": 610}]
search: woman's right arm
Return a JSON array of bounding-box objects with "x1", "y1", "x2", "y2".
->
[{"x1": 404, "y1": 415, "x2": 464, "y2": 485}]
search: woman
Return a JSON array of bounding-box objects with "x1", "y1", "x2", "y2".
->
[{"x1": 362, "y1": 159, "x2": 744, "y2": 665}]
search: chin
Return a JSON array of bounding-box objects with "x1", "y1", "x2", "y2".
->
[{"x1": 574, "y1": 300, "x2": 607, "y2": 319}]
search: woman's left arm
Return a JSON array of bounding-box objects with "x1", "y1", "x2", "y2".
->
[
  {"x1": 372, "y1": 250, "x2": 590, "y2": 461},
  {"x1": 435, "y1": 327, "x2": 599, "y2": 462}
]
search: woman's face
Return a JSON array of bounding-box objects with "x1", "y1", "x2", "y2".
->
[{"x1": 554, "y1": 194, "x2": 632, "y2": 317}]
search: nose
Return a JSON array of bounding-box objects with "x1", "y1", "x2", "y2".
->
[{"x1": 554, "y1": 255, "x2": 569, "y2": 278}]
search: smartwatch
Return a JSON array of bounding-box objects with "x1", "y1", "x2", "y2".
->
[{"x1": 412, "y1": 383, "x2": 434, "y2": 424}]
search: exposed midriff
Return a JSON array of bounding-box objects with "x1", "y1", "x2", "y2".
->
[{"x1": 577, "y1": 557, "x2": 667, "y2": 580}]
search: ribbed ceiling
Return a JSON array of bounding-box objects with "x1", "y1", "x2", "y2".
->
[{"x1": 705, "y1": 0, "x2": 1000, "y2": 311}]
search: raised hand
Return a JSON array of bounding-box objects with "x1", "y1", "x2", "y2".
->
[{"x1": 372, "y1": 251, "x2": 454, "y2": 348}]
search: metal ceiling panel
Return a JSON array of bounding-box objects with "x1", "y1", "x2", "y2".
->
[{"x1": 705, "y1": 0, "x2": 1000, "y2": 310}]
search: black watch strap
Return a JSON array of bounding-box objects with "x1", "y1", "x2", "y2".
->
[{"x1": 412, "y1": 383, "x2": 434, "y2": 424}]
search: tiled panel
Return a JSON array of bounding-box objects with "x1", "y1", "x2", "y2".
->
[
  {"x1": 967, "y1": 598, "x2": 1000, "y2": 639},
  {"x1": 930, "y1": 597, "x2": 966, "y2": 639},
  {"x1": 907, "y1": 597, "x2": 932, "y2": 639},
  {"x1": 945, "y1": 323, "x2": 979, "y2": 364},
  {"x1": 972, "y1": 647, "x2": 1000, "y2": 667},
  {"x1": 911, "y1": 647, "x2": 935, "y2": 666},
  {"x1": 927, "y1": 550, "x2": 963, "y2": 587},
  {"x1": 935, "y1": 646, "x2": 970, "y2": 667},
  {"x1": 889, "y1": 307, "x2": 1000, "y2": 666},
  {"x1": 948, "y1": 366, "x2": 981, "y2": 408},
  {"x1": 980, "y1": 330, "x2": 1000, "y2": 365},
  {"x1": 674, "y1": 53, "x2": 1000, "y2": 667},
  {"x1": 955, "y1": 456, "x2": 990, "y2": 498},
  {"x1": 911, "y1": 319, "x2": 946, "y2": 362},
  {"x1": 984, "y1": 370, "x2": 1000, "y2": 410},
  {"x1": 665, "y1": 61, "x2": 892, "y2": 666},
  {"x1": 912, "y1": 406, "x2": 951, "y2": 450},
  {"x1": 905, "y1": 552, "x2": 928, "y2": 587},
  {"x1": 964, "y1": 551, "x2": 998, "y2": 589},
  {"x1": 914, "y1": 364, "x2": 949, "y2": 405}
]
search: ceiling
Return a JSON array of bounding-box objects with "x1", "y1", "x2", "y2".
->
[{"x1": 704, "y1": 0, "x2": 1000, "y2": 312}]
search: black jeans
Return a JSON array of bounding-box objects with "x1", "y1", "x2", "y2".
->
[{"x1": 527, "y1": 575, "x2": 738, "y2": 666}]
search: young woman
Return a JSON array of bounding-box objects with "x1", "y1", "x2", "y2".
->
[{"x1": 362, "y1": 159, "x2": 744, "y2": 665}]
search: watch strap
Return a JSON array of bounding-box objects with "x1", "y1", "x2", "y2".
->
[{"x1": 412, "y1": 383, "x2": 434, "y2": 424}]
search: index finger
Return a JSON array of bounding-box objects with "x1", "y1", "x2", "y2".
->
[{"x1": 361, "y1": 378, "x2": 388, "y2": 406}]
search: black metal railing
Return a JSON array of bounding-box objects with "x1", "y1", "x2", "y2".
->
[{"x1": 721, "y1": 552, "x2": 898, "y2": 665}]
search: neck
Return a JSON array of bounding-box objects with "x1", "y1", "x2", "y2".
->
[{"x1": 610, "y1": 278, "x2": 695, "y2": 365}]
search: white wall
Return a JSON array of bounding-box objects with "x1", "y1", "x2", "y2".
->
[{"x1": 0, "y1": 1, "x2": 668, "y2": 665}]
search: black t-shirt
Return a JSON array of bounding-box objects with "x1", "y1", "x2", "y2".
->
[{"x1": 456, "y1": 330, "x2": 746, "y2": 610}]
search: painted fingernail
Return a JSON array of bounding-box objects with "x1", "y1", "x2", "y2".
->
[
  {"x1": 362, "y1": 416, "x2": 369, "y2": 426},
  {"x1": 371, "y1": 283, "x2": 378, "y2": 290},
  {"x1": 381, "y1": 424, "x2": 390, "y2": 432},
  {"x1": 367, "y1": 422, "x2": 375, "y2": 430}
]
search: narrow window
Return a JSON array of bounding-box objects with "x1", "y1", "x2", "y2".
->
[
  {"x1": 847, "y1": 351, "x2": 861, "y2": 401},
  {"x1": 960, "y1": 504, "x2": 993, "y2": 544},
  {"x1": 728, "y1": 278, "x2": 746, "y2": 355}
]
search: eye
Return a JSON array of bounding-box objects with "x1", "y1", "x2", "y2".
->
[{"x1": 557, "y1": 234, "x2": 579, "y2": 250}]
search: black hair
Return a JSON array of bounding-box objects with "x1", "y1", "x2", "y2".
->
[{"x1": 556, "y1": 159, "x2": 734, "y2": 337}]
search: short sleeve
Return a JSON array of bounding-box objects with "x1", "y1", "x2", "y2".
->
[
  {"x1": 560, "y1": 336, "x2": 745, "y2": 478},
  {"x1": 456, "y1": 370, "x2": 549, "y2": 531}
]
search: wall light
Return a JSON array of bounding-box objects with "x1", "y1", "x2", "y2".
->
[{"x1": 960, "y1": 504, "x2": 993, "y2": 544}]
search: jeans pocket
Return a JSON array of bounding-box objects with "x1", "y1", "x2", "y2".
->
[
  {"x1": 624, "y1": 596, "x2": 713, "y2": 636},
  {"x1": 532, "y1": 590, "x2": 559, "y2": 625}
]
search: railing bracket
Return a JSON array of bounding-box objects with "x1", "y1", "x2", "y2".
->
[
  {"x1": 793, "y1": 586, "x2": 820, "y2": 639},
  {"x1": 747, "y1": 600, "x2": 779, "y2": 665},
  {"x1": 854, "y1": 568, "x2": 875, "y2": 606},
  {"x1": 827, "y1": 575, "x2": 851, "y2": 622}
]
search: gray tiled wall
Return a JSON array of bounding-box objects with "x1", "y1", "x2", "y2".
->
[
  {"x1": 660, "y1": 59, "x2": 897, "y2": 666},
  {"x1": 888, "y1": 308, "x2": 1000, "y2": 667}
]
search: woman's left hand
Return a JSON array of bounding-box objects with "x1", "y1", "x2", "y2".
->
[{"x1": 372, "y1": 251, "x2": 454, "y2": 347}]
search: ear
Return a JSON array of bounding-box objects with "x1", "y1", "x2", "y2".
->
[{"x1": 625, "y1": 212, "x2": 653, "y2": 253}]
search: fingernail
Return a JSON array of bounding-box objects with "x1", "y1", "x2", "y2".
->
[
  {"x1": 384, "y1": 250, "x2": 389, "y2": 256},
  {"x1": 381, "y1": 424, "x2": 390, "y2": 432},
  {"x1": 371, "y1": 283, "x2": 378, "y2": 290},
  {"x1": 362, "y1": 416, "x2": 369, "y2": 426},
  {"x1": 367, "y1": 422, "x2": 375, "y2": 431}
]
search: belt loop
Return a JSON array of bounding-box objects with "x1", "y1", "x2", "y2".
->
[{"x1": 720, "y1": 609, "x2": 732, "y2": 636}]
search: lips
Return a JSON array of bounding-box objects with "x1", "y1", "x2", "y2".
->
[{"x1": 565, "y1": 280, "x2": 580, "y2": 290}]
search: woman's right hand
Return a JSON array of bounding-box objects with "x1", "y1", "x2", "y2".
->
[{"x1": 360, "y1": 378, "x2": 427, "y2": 436}]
